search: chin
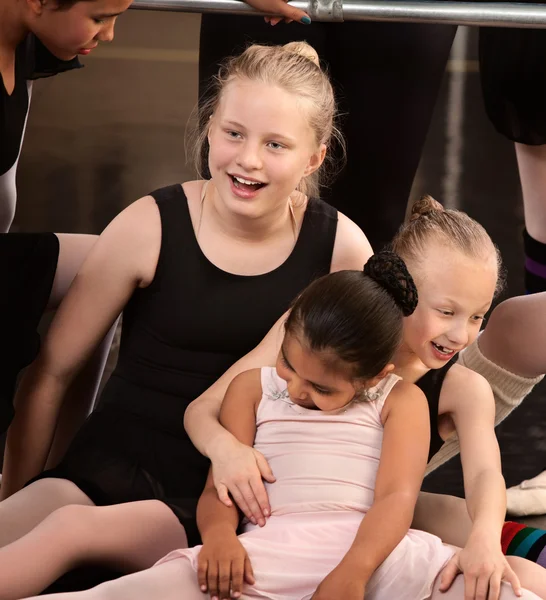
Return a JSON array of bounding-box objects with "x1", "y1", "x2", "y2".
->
[{"x1": 48, "y1": 46, "x2": 78, "y2": 61}]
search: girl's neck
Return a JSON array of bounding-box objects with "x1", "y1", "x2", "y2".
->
[
  {"x1": 393, "y1": 344, "x2": 431, "y2": 384},
  {"x1": 0, "y1": 1, "x2": 28, "y2": 57},
  {"x1": 207, "y1": 183, "x2": 298, "y2": 244}
]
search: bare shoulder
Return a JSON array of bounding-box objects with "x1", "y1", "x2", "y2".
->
[
  {"x1": 220, "y1": 369, "x2": 264, "y2": 442},
  {"x1": 330, "y1": 211, "x2": 374, "y2": 272},
  {"x1": 440, "y1": 363, "x2": 495, "y2": 417},
  {"x1": 97, "y1": 195, "x2": 162, "y2": 288},
  {"x1": 382, "y1": 379, "x2": 428, "y2": 423},
  {"x1": 227, "y1": 368, "x2": 263, "y2": 397}
]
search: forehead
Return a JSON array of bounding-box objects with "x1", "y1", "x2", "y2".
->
[
  {"x1": 217, "y1": 79, "x2": 316, "y2": 142},
  {"x1": 283, "y1": 333, "x2": 349, "y2": 383},
  {"x1": 69, "y1": 0, "x2": 130, "y2": 15},
  {"x1": 415, "y1": 242, "x2": 497, "y2": 307}
]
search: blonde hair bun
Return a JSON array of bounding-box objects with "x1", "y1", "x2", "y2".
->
[
  {"x1": 283, "y1": 41, "x2": 320, "y2": 67},
  {"x1": 409, "y1": 194, "x2": 444, "y2": 222}
]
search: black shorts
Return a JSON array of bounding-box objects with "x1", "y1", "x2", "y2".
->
[
  {"x1": 480, "y1": 27, "x2": 546, "y2": 145},
  {"x1": 0, "y1": 232, "x2": 59, "y2": 433}
]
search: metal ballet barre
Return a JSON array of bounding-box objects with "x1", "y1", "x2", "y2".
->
[{"x1": 130, "y1": 0, "x2": 546, "y2": 28}]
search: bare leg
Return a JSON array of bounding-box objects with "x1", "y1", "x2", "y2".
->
[
  {"x1": 516, "y1": 143, "x2": 546, "y2": 245},
  {"x1": 412, "y1": 492, "x2": 473, "y2": 547},
  {"x1": 0, "y1": 478, "x2": 94, "y2": 548},
  {"x1": 0, "y1": 500, "x2": 187, "y2": 600},
  {"x1": 473, "y1": 146, "x2": 546, "y2": 376},
  {"x1": 478, "y1": 293, "x2": 546, "y2": 379},
  {"x1": 22, "y1": 559, "x2": 205, "y2": 600},
  {"x1": 507, "y1": 556, "x2": 546, "y2": 598},
  {"x1": 45, "y1": 233, "x2": 118, "y2": 466},
  {"x1": 430, "y1": 572, "x2": 542, "y2": 599}
]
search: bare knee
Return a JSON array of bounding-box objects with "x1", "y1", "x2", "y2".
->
[
  {"x1": 505, "y1": 556, "x2": 546, "y2": 599},
  {"x1": 413, "y1": 492, "x2": 470, "y2": 545},
  {"x1": 140, "y1": 500, "x2": 181, "y2": 529},
  {"x1": 15, "y1": 478, "x2": 95, "y2": 510},
  {"x1": 126, "y1": 500, "x2": 188, "y2": 558},
  {"x1": 0, "y1": 477, "x2": 93, "y2": 547}
]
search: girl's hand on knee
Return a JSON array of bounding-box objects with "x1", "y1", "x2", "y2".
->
[
  {"x1": 211, "y1": 439, "x2": 275, "y2": 527},
  {"x1": 197, "y1": 532, "x2": 255, "y2": 600},
  {"x1": 439, "y1": 543, "x2": 522, "y2": 600}
]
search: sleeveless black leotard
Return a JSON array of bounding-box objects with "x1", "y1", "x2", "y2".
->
[
  {"x1": 33, "y1": 184, "x2": 339, "y2": 545},
  {"x1": 415, "y1": 356, "x2": 459, "y2": 463}
]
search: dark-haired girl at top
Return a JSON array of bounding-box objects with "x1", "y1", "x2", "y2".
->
[
  {"x1": 20, "y1": 253, "x2": 542, "y2": 600},
  {"x1": 1, "y1": 0, "x2": 131, "y2": 230},
  {"x1": 0, "y1": 0, "x2": 132, "y2": 466}
]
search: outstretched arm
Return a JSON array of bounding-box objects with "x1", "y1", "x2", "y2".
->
[{"x1": 437, "y1": 365, "x2": 522, "y2": 600}]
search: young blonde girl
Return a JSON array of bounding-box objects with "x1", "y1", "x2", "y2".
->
[
  {"x1": 186, "y1": 197, "x2": 546, "y2": 600},
  {"x1": 0, "y1": 41, "x2": 373, "y2": 596}
]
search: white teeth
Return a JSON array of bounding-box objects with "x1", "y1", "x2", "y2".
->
[
  {"x1": 234, "y1": 176, "x2": 261, "y2": 186},
  {"x1": 433, "y1": 342, "x2": 452, "y2": 355}
]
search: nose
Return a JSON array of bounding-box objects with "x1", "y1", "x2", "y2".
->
[
  {"x1": 236, "y1": 140, "x2": 263, "y2": 172},
  {"x1": 447, "y1": 319, "x2": 469, "y2": 348},
  {"x1": 97, "y1": 20, "x2": 116, "y2": 43},
  {"x1": 287, "y1": 378, "x2": 306, "y2": 401}
]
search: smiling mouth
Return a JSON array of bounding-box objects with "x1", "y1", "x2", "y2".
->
[
  {"x1": 230, "y1": 175, "x2": 266, "y2": 192},
  {"x1": 432, "y1": 342, "x2": 455, "y2": 355}
]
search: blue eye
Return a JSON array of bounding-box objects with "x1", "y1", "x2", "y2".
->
[{"x1": 267, "y1": 141, "x2": 284, "y2": 150}]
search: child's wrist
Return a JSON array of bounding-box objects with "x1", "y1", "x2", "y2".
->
[
  {"x1": 339, "y1": 551, "x2": 375, "y2": 582},
  {"x1": 201, "y1": 522, "x2": 238, "y2": 544}
]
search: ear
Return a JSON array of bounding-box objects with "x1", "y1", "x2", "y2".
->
[
  {"x1": 367, "y1": 363, "x2": 395, "y2": 387},
  {"x1": 303, "y1": 143, "x2": 327, "y2": 177},
  {"x1": 27, "y1": 0, "x2": 47, "y2": 16}
]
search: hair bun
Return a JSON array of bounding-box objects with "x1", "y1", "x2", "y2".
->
[
  {"x1": 283, "y1": 41, "x2": 320, "y2": 67},
  {"x1": 364, "y1": 251, "x2": 418, "y2": 317},
  {"x1": 409, "y1": 194, "x2": 444, "y2": 222}
]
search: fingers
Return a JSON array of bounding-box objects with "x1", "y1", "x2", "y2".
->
[
  {"x1": 218, "y1": 560, "x2": 233, "y2": 600},
  {"x1": 259, "y1": 0, "x2": 311, "y2": 24},
  {"x1": 275, "y1": 0, "x2": 311, "y2": 23},
  {"x1": 207, "y1": 560, "x2": 219, "y2": 599},
  {"x1": 255, "y1": 452, "x2": 276, "y2": 484},
  {"x1": 241, "y1": 483, "x2": 267, "y2": 526},
  {"x1": 244, "y1": 557, "x2": 256, "y2": 586},
  {"x1": 205, "y1": 559, "x2": 231, "y2": 600},
  {"x1": 198, "y1": 553, "x2": 252, "y2": 599},
  {"x1": 229, "y1": 485, "x2": 257, "y2": 525},
  {"x1": 439, "y1": 559, "x2": 460, "y2": 592},
  {"x1": 487, "y1": 573, "x2": 502, "y2": 600},
  {"x1": 230, "y1": 559, "x2": 245, "y2": 598},
  {"x1": 503, "y1": 566, "x2": 523, "y2": 598},
  {"x1": 216, "y1": 484, "x2": 233, "y2": 508},
  {"x1": 463, "y1": 572, "x2": 478, "y2": 600},
  {"x1": 475, "y1": 573, "x2": 490, "y2": 600},
  {"x1": 197, "y1": 557, "x2": 209, "y2": 594}
]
